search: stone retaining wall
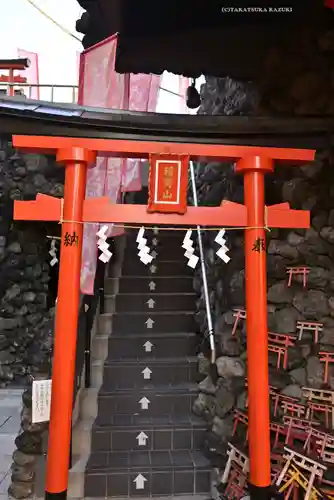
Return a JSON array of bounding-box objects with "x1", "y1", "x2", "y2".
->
[
  {"x1": 0, "y1": 139, "x2": 62, "y2": 386},
  {"x1": 0, "y1": 138, "x2": 63, "y2": 497}
]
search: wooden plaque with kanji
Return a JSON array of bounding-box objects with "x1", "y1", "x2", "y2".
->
[{"x1": 147, "y1": 154, "x2": 189, "y2": 214}]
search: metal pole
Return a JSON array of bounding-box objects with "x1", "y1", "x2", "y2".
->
[
  {"x1": 84, "y1": 297, "x2": 92, "y2": 389},
  {"x1": 189, "y1": 161, "x2": 216, "y2": 363}
]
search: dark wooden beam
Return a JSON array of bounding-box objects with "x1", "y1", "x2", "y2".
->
[{"x1": 0, "y1": 97, "x2": 334, "y2": 150}]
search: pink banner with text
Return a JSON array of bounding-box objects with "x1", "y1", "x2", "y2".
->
[
  {"x1": 121, "y1": 73, "x2": 160, "y2": 192},
  {"x1": 76, "y1": 51, "x2": 81, "y2": 84},
  {"x1": 78, "y1": 34, "x2": 161, "y2": 294},
  {"x1": 79, "y1": 34, "x2": 124, "y2": 294},
  {"x1": 178, "y1": 76, "x2": 190, "y2": 113}
]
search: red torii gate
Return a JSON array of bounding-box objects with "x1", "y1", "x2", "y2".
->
[{"x1": 12, "y1": 135, "x2": 313, "y2": 500}]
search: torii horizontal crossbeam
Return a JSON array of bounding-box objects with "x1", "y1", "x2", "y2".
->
[
  {"x1": 12, "y1": 135, "x2": 316, "y2": 162},
  {"x1": 13, "y1": 195, "x2": 310, "y2": 229}
]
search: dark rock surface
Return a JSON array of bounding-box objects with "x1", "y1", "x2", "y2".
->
[
  {"x1": 0, "y1": 138, "x2": 63, "y2": 498},
  {"x1": 191, "y1": 75, "x2": 334, "y2": 497},
  {"x1": 0, "y1": 139, "x2": 62, "y2": 385}
]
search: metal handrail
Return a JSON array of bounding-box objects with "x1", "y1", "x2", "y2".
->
[
  {"x1": 0, "y1": 82, "x2": 78, "y2": 103},
  {"x1": 189, "y1": 161, "x2": 216, "y2": 364},
  {"x1": 0, "y1": 83, "x2": 78, "y2": 88}
]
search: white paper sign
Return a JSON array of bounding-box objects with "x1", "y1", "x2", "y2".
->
[
  {"x1": 32, "y1": 379, "x2": 52, "y2": 423},
  {"x1": 216, "y1": 246, "x2": 231, "y2": 263},
  {"x1": 187, "y1": 254, "x2": 199, "y2": 268}
]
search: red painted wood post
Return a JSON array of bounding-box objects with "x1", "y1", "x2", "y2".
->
[
  {"x1": 236, "y1": 155, "x2": 273, "y2": 497},
  {"x1": 45, "y1": 147, "x2": 96, "y2": 500},
  {"x1": 8, "y1": 69, "x2": 14, "y2": 96}
]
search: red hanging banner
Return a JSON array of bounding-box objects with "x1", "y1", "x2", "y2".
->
[{"x1": 147, "y1": 154, "x2": 189, "y2": 214}]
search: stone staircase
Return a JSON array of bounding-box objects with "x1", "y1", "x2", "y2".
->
[{"x1": 83, "y1": 228, "x2": 211, "y2": 498}]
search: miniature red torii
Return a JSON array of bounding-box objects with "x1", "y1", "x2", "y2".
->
[
  {"x1": 0, "y1": 59, "x2": 29, "y2": 96},
  {"x1": 231, "y1": 308, "x2": 246, "y2": 336},
  {"x1": 12, "y1": 134, "x2": 313, "y2": 500}
]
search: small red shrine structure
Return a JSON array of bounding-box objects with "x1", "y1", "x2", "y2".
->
[{"x1": 0, "y1": 59, "x2": 30, "y2": 96}]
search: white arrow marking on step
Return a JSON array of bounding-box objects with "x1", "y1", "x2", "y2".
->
[
  {"x1": 145, "y1": 318, "x2": 154, "y2": 329},
  {"x1": 151, "y1": 250, "x2": 158, "y2": 259},
  {"x1": 152, "y1": 238, "x2": 158, "y2": 246},
  {"x1": 139, "y1": 397, "x2": 150, "y2": 410},
  {"x1": 149, "y1": 264, "x2": 157, "y2": 274},
  {"x1": 147, "y1": 298, "x2": 155, "y2": 309},
  {"x1": 134, "y1": 474, "x2": 147, "y2": 489},
  {"x1": 136, "y1": 432, "x2": 148, "y2": 446},
  {"x1": 143, "y1": 341, "x2": 153, "y2": 352},
  {"x1": 153, "y1": 227, "x2": 159, "y2": 235},
  {"x1": 142, "y1": 367, "x2": 152, "y2": 380},
  {"x1": 148, "y1": 281, "x2": 156, "y2": 291}
]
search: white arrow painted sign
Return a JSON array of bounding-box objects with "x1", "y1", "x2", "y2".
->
[
  {"x1": 146, "y1": 318, "x2": 154, "y2": 329},
  {"x1": 152, "y1": 238, "x2": 158, "y2": 246},
  {"x1": 134, "y1": 474, "x2": 147, "y2": 490},
  {"x1": 148, "y1": 281, "x2": 156, "y2": 291},
  {"x1": 142, "y1": 367, "x2": 152, "y2": 380},
  {"x1": 136, "y1": 432, "x2": 148, "y2": 446},
  {"x1": 139, "y1": 397, "x2": 150, "y2": 410},
  {"x1": 149, "y1": 264, "x2": 157, "y2": 274},
  {"x1": 147, "y1": 298, "x2": 155, "y2": 309},
  {"x1": 143, "y1": 341, "x2": 153, "y2": 352}
]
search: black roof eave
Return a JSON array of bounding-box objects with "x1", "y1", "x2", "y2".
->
[
  {"x1": 0, "y1": 97, "x2": 333, "y2": 150},
  {"x1": 76, "y1": 0, "x2": 333, "y2": 79}
]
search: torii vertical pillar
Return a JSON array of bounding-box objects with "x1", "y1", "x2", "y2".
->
[
  {"x1": 236, "y1": 155, "x2": 272, "y2": 498},
  {"x1": 45, "y1": 147, "x2": 96, "y2": 500}
]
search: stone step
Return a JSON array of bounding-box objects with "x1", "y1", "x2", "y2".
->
[
  {"x1": 96, "y1": 385, "x2": 198, "y2": 421},
  {"x1": 105, "y1": 293, "x2": 197, "y2": 313},
  {"x1": 105, "y1": 276, "x2": 194, "y2": 294},
  {"x1": 102, "y1": 358, "x2": 198, "y2": 390},
  {"x1": 107, "y1": 332, "x2": 198, "y2": 360},
  {"x1": 121, "y1": 259, "x2": 192, "y2": 277},
  {"x1": 90, "y1": 415, "x2": 206, "y2": 453},
  {"x1": 99, "y1": 311, "x2": 196, "y2": 335},
  {"x1": 82, "y1": 226, "x2": 209, "y2": 499},
  {"x1": 84, "y1": 450, "x2": 211, "y2": 497}
]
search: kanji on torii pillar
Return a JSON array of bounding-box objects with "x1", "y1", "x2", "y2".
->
[{"x1": 12, "y1": 135, "x2": 314, "y2": 500}]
